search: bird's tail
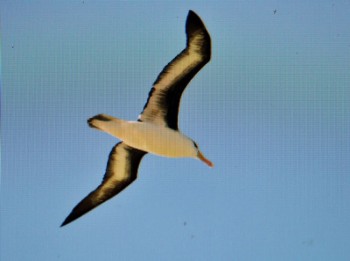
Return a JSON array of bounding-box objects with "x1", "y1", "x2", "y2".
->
[{"x1": 88, "y1": 114, "x2": 124, "y2": 138}]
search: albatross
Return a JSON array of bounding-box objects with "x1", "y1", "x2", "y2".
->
[{"x1": 61, "y1": 10, "x2": 212, "y2": 227}]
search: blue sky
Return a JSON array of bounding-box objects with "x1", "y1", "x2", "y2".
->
[{"x1": 1, "y1": 1, "x2": 350, "y2": 260}]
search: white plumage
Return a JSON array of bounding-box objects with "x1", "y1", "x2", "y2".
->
[{"x1": 89, "y1": 114, "x2": 199, "y2": 158}]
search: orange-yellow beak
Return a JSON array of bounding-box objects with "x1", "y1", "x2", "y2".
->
[{"x1": 197, "y1": 151, "x2": 213, "y2": 167}]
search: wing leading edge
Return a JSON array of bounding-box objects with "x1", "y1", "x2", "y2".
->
[
  {"x1": 138, "y1": 10, "x2": 211, "y2": 130},
  {"x1": 61, "y1": 143, "x2": 146, "y2": 226}
]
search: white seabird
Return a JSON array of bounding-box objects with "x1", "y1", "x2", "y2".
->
[{"x1": 61, "y1": 10, "x2": 212, "y2": 227}]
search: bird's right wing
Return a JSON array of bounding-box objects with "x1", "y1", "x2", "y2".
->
[{"x1": 61, "y1": 142, "x2": 146, "y2": 226}]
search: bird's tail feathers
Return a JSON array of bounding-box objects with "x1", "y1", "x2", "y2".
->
[{"x1": 87, "y1": 114, "x2": 124, "y2": 138}]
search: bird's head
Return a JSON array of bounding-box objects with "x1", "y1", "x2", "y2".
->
[{"x1": 192, "y1": 141, "x2": 213, "y2": 167}]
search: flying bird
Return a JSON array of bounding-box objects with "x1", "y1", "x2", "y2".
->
[{"x1": 61, "y1": 10, "x2": 212, "y2": 227}]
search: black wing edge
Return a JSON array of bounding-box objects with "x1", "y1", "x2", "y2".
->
[
  {"x1": 138, "y1": 10, "x2": 211, "y2": 130},
  {"x1": 61, "y1": 143, "x2": 147, "y2": 227}
]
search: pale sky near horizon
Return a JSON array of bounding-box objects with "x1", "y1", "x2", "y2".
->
[{"x1": 1, "y1": 1, "x2": 350, "y2": 260}]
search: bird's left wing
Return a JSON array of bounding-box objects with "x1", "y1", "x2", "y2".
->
[
  {"x1": 138, "y1": 10, "x2": 211, "y2": 130},
  {"x1": 61, "y1": 142, "x2": 146, "y2": 226}
]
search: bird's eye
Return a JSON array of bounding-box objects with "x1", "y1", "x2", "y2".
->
[{"x1": 193, "y1": 141, "x2": 198, "y2": 149}]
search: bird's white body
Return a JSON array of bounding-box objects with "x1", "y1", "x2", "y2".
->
[{"x1": 91, "y1": 115, "x2": 197, "y2": 158}]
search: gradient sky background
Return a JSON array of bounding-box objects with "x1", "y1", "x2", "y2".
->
[{"x1": 1, "y1": 1, "x2": 350, "y2": 260}]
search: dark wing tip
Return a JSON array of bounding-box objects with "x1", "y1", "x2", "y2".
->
[
  {"x1": 186, "y1": 10, "x2": 207, "y2": 35},
  {"x1": 60, "y1": 199, "x2": 93, "y2": 227},
  {"x1": 61, "y1": 215, "x2": 74, "y2": 227},
  {"x1": 187, "y1": 10, "x2": 201, "y2": 22},
  {"x1": 185, "y1": 10, "x2": 211, "y2": 59},
  {"x1": 61, "y1": 201, "x2": 94, "y2": 226}
]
